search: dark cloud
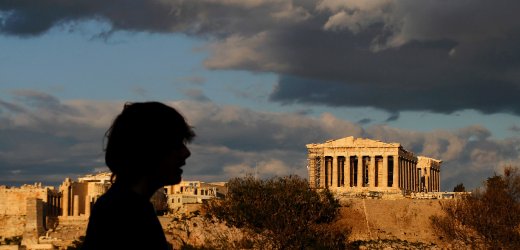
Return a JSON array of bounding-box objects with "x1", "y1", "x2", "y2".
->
[
  {"x1": 2, "y1": 1, "x2": 520, "y2": 114},
  {"x1": 385, "y1": 113, "x2": 399, "y2": 122},
  {"x1": 270, "y1": 71, "x2": 520, "y2": 114},
  {"x1": 357, "y1": 118, "x2": 372, "y2": 125}
]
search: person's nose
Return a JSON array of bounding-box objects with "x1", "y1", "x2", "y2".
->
[{"x1": 183, "y1": 145, "x2": 191, "y2": 159}]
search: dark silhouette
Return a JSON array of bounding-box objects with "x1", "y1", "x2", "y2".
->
[
  {"x1": 82, "y1": 102, "x2": 195, "y2": 250},
  {"x1": 452, "y1": 182, "x2": 466, "y2": 192}
]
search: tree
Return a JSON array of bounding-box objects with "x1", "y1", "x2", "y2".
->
[
  {"x1": 203, "y1": 175, "x2": 349, "y2": 249},
  {"x1": 452, "y1": 183, "x2": 466, "y2": 192},
  {"x1": 431, "y1": 166, "x2": 520, "y2": 248}
]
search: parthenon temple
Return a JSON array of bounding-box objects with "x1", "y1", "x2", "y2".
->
[{"x1": 307, "y1": 137, "x2": 441, "y2": 194}]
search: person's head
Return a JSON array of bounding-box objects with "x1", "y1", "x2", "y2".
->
[{"x1": 104, "y1": 102, "x2": 195, "y2": 186}]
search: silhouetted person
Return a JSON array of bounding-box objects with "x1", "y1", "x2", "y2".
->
[{"x1": 83, "y1": 102, "x2": 194, "y2": 250}]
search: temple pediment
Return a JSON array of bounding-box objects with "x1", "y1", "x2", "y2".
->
[{"x1": 307, "y1": 136, "x2": 400, "y2": 149}]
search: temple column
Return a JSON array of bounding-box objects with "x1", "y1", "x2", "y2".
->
[
  {"x1": 357, "y1": 155, "x2": 363, "y2": 188},
  {"x1": 308, "y1": 157, "x2": 315, "y2": 188},
  {"x1": 416, "y1": 166, "x2": 420, "y2": 192},
  {"x1": 369, "y1": 155, "x2": 375, "y2": 187},
  {"x1": 424, "y1": 167, "x2": 429, "y2": 192},
  {"x1": 402, "y1": 158, "x2": 406, "y2": 190},
  {"x1": 393, "y1": 156, "x2": 399, "y2": 189},
  {"x1": 411, "y1": 162, "x2": 415, "y2": 192},
  {"x1": 412, "y1": 162, "x2": 416, "y2": 192},
  {"x1": 433, "y1": 169, "x2": 436, "y2": 191},
  {"x1": 332, "y1": 157, "x2": 338, "y2": 188},
  {"x1": 344, "y1": 155, "x2": 350, "y2": 188},
  {"x1": 73, "y1": 195, "x2": 79, "y2": 216},
  {"x1": 411, "y1": 161, "x2": 414, "y2": 192},
  {"x1": 433, "y1": 168, "x2": 436, "y2": 191},
  {"x1": 437, "y1": 169, "x2": 440, "y2": 191},
  {"x1": 382, "y1": 155, "x2": 388, "y2": 187},
  {"x1": 410, "y1": 161, "x2": 414, "y2": 191},
  {"x1": 407, "y1": 160, "x2": 411, "y2": 192},
  {"x1": 85, "y1": 196, "x2": 91, "y2": 217},
  {"x1": 432, "y1": 168, "x2": 435, "y2": 191},
  {"x1": 397, "y1": 156, "x2": 404, "y2": 189},
  {"x1": 429, "y1": 168, "x2": 432, "y2": 192},
  {"x1": 62, "y1": 186, "x2": 69, "y2": 217},
  {"x1": 316, "y1": 156, "x2": 327, "y2": 188},
  {"x1": 417, "y1": 163, "x2": 420, "y2": 192}
]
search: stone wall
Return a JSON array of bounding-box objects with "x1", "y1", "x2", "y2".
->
[
  {"x1": 0, "y1": 185, "x2": 49, "y2": 216},
  {"x1": 0, "y1": 216, "x2": 25, "y2": 238},
  {"x1": 341, "y1": 199, "x2": 444, "y2": 244},
  {"x1": 22, "y1": 198, "x2": 45, "y2": 246},
  {"x1": 0, "y1": 185, "x2": 57, "y2": 238}
]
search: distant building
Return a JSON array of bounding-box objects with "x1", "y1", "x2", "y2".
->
[
  {"x1": 59, "y1": 172, "x2": 170, "y2": 217},
  {"x1": 164, "y1": 181, "x2": 227, "y2": 213},
  {"x1": 59, "y1": 173, "x2": 111, "y2": 218},
  {"x1": 0, "y1": 183, "x2": 60, "y2": 239},
  {"x1": 307, "y1": 136, "x2": 441, "y2": 196}
]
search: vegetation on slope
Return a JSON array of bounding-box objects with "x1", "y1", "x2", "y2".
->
[
  {"x1": 431, "y1": 166, "x2": 520, "y2": 248},
  {"x1": 203, "y1": 175, "x2": 350, "y2": 249}
]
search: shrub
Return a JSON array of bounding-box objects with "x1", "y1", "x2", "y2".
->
[
  {"x1": 452, "y1": 183, "x2": 466, "y2": 192},
  {"x1": 203, "y1": 175, "x2": 350, "y2": 249},
  {"x1": 431, "y1": 166, "x2": 520, "y2": 248}
]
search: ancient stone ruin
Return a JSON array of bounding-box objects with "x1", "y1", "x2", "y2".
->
[{"x1": 307, "y1": 136, "x2": 442, "y2": 198}]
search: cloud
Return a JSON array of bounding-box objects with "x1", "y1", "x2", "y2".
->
[
  {"x1": 131, "y1": 86, "x2": 148, "y2": 99},
  {"x1": 509, "y1": 125, "x2": 520, "y2": 133},
  {"x1": 357, "y1": 118, "x2": 372, "y2": 125},
  {"x1": 181, "y1": 88, "x2": 212, "y2": 102},
  {"x1": 175, "y1": 76, "x2": 207, "y2": 85},
  {"x1": 0, "y1": 92, "x2": 519, "y2": 191},
  {"x1": 385, "y1": 112, "x2": 399, "y2": 122},
  {"x1": 2, "y1": 1, "x2": 520, "y2": 114}
]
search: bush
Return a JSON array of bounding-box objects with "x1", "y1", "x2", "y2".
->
[
  {"x1": 452, "y1": 183, "x2": 466, "y2": 192},
  {"x1": 431, "y1": 166, "x2": 520, "y2": 248},
  {"x1": 203, "y1": 175, "x2": 350, "y2": 249}
]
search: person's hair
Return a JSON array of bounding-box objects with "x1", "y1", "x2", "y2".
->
[{"x1": 104, "y1": 102, "x2": 195, "y2": 181}]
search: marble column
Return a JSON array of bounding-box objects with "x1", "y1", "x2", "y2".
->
[
  {"x1": 433, "y1": 169, "x2": 437, "y2": 191},
  {"x1": 433, "y1": 169, "x2": 436, "y2": 191},
  {"x1": 393, "y1": 156, "x2": 399, "y2": 188},
  {"x1": 344, "y1": 155, "x2": 350, "y2": 188},
  {"x1": 308, "y1": 157, "x2": 315, "y2": 188},
  {"x1": 417, "y1": 163, "x2": 420, "y2": 192},
  {"x1": 382, "y1": 155, "x2": 388, "y2": 187},
  {"x1": 320, "y1": 157, "x2": 325, "y2": 188},
  {"x1": 73, "y1": 195, "x2": 79, "y2": 216},
  {"x1": 437, "y1": 169, "x2": 440, "y2": 191},
  {"x1": 397, "y1": 156, "x2": 404, "y2": 189},
  {"x1": 412, "y1": 162, "x2": 416, "y2": 192},
  {"x1": 85, "y1": 196, "x2": 91, "y2": 217},
  {"x1": 62, "y1": 186, "x2": 69, "y2": 217},
  {"x1": 357, "y1": 155, "x2": 363, "y2": 187},
  {"x1": 332, "y1": 157, "x2": 338, "y2": 188},
  {"x1": 403, "y1": 158, "x2": 407, "y2": 190},
  {"x1": 407, "y1": 160, "x2": 411, "y2": 191},
  {"x1": 368, "y1": 155, "x2": 375, "y2": 188}
]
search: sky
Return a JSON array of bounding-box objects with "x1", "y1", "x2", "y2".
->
[{"x1": 1, "y1": 0, "x2": 520, "y2": 191}]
